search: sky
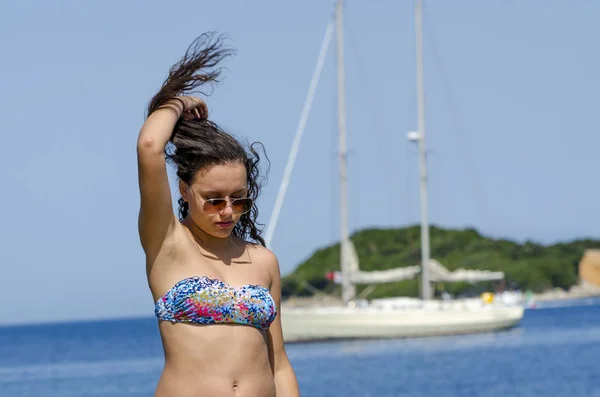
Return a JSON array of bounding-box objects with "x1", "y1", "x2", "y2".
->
[{"x1": 1, "y1": 0, "x2": 598, "y2": 325}]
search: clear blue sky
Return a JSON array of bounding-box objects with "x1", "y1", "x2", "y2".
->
[{"x1": 1, "y1": 1, "x2": 598, "y2": 324}]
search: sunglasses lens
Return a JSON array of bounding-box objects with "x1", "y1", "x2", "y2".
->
[
  {"x1": 232, "y1": 198, "x2": 253, "y2": 214},
  {"x1": 203, "y1": 199, "x2": 227, "y2": 214},
  {"x1": 202, "y1": 198, "x2": 252, "y2": 214}
]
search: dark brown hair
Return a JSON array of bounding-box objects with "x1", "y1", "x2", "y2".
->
[{"x1": 146, "y1": 32, "x2": 269, "y2": 246}]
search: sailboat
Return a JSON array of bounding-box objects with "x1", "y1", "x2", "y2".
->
[{"x1": 268, "y1": 0, "x2": 525, "y2": 342}]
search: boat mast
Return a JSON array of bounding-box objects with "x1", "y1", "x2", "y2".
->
[
  {"x1": 414, "y1": 0, "x2": 432, "y2": 300},
  {"x1": 264, "y1": 23, "x2": 334, "y2": 248},
  {"x1": 336, "y1": 0, "x2": 355, "y2": 305}
]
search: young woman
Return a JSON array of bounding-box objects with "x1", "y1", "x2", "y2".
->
[{"x1": 136, "y1": 33, "x2": 300, "y2": 397}]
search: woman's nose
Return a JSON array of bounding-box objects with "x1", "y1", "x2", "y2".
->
[{"x1": 220, "y1": 200, "x2": 234, "y2": 216}]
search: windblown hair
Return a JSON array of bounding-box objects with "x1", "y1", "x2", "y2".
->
[{"x1": 146, "y1": 33, "x2": 269, "y2": 246}]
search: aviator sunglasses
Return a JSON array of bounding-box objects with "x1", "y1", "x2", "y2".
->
[
  {"x1": 189, "y1": 188, "x2": 253, "y2": 215},
  {"x1": 202, "y1": 197, "x2": 253, "y2": 215},
  {"x1": 193, "y1": 193, "x2": 253, "y2": 215}
]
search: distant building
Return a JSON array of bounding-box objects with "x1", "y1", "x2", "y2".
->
[{"x1": 579, "y1": 249, "x2": 600, "y2": 288}]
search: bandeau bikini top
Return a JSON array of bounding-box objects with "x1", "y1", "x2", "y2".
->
[{"x1": 154, "y1": 276, "x2": 277, "y2": 330}]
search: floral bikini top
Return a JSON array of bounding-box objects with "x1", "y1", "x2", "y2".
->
[{"x1": 154, "y1": 276, "x2": 277, "y2": 330}]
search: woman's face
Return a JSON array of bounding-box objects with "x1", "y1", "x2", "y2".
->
[{"x1": 180, "y1": 162, "x2": 249, "y2": 239}]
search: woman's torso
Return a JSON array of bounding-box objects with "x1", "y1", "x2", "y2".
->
[{"x1": 148, "y1": 225, "x2": 276, "y2": 397}]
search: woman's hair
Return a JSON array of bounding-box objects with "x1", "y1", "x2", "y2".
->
[{"x1": 146, "y1": 32, "x2": 269, "y2": 247}]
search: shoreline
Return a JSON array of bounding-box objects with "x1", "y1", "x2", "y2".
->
[
  {"x1": 531, "y1": 283, "x2": 600, "y2": 302},
  {"x1": 282, "y1": 283, "x2": 600, "y2": 308}
]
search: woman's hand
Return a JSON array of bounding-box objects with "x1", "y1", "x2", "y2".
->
[{"x1": 165, "y1": 96, "x2": 209, "y2": 120}]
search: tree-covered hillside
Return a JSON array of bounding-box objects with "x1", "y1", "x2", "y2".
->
[{"x1": 282, "y1": 225, "x2": 600, "y2": 299}]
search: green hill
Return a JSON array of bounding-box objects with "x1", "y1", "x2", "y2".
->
[{"x1": 281, "y1": 225, "x2": 600, "y2": 299}]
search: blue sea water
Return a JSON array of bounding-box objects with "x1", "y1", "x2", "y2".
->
[{"x1": 1, "y1": 299, "x2": 599, "y2": 397}]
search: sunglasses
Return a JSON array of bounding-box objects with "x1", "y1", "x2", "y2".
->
[{"x1": 201, "y1": 197, "x2": 253, "y2": 215}]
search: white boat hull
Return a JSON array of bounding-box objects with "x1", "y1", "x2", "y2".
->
[{"x1": 281, "y1": 303, "x2": 524, "y2": 342}]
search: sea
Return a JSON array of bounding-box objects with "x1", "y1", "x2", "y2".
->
[{"x1": 1, "y1": 298, "x2": 599, "y2": 397}]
